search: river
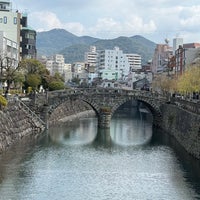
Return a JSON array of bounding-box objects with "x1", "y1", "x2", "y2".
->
[{"x1": 0, "y1": 106, "x2": 200, "y2": 200}]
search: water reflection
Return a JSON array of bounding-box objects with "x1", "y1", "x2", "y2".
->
[
  {"x1": 47, "y1": 110, "x2": 153, "y2": 148},
  {"x1": 0, "y1": 108, "x2": 200, "y2": 200},
  {"x1": 111, "y1": 112, "x2": 152, "y2": 146},
  {"x1": 48, "y1": 118, "x2": 98, "y2": 146}
]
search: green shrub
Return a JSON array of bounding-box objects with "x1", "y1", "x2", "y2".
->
[
  {"x1": 0, "y1": 95, "x2": 8, "y2": 107},
  {"x1": 48, "y1": 81, "x2": 65, "y2": 91}
]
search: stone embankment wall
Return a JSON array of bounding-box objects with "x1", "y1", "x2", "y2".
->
[
  {"x1": 0, "y1": 101, "x2": 45, "y2": 153},
  {"x1": 161, "y1": 104, "x2": 200, "y2": 159},
  {"x1": 48, "y1": 99, "x2": 95, "y2": 126}
]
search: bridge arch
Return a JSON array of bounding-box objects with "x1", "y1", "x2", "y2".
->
[
  {"x1": 44, "y1": 89, "x2": 166, "y2": 128},
  {"x1": 110, "y1": 97, "x2": 162, "y2": 127}
]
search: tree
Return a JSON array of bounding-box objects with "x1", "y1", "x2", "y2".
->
[
  {"x1": 19, "y1": 59, "x2": 50, "y2": 91},
  {"x1": 26, "y1": 74, "x2": 41, "y2": 90},
  {"x1": 19, "y1": 59, "x2": 46, "y2": 75},
  {"x1": 152, "y1": 74, "x2": 171, "y2": 93},
  {"x1": 13, "y1": 71, "x2": 25, "y2": 92},
  {"x1": 71, "y1": 77, "x2": 80, "y2": 85},
  {"x1": 53, "y1": 72, "x2": 64, "y2": 82},
  {"x1": 0, "y1": 55, "x2": 20, "y2": 97},
  {"x1": 177, "y1": 65, "x2": 200, "y2": 94},
  {"x1": 48, "y1": 81, "x2": 65, "y2": 91}
]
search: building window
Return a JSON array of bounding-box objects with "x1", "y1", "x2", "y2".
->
[
  {"x1": 13, "y1": 17, "x2": 17, "y2": 24},
  {"x1": 3, "y1": 16, "x2": 7, "y2": 24},
  {"x1": 0, "y1": 18, "x2": 2, "y2": 23},
  {"x1": 25, "y1": 33, "x2": 35, "y2": 39}
]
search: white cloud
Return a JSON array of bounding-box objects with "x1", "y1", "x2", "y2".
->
[
  {"x1": 24, "y1": 1, "x2": 200, "y2": 43},
  {"x1": 29, "y1": 11, "x2": 86, "y2": 35},
  {"x1": 30, "y1": 11, "x2": 62, "y2": 31},
  {"x1": 29, "y1": 11, "x2": 157, "y2": 39},
  {"x1": 124, "y1": 15, "x2": 157, "y2": 33},
  {"x1": 87, "y1": 16, "x2": 157, "y2": 39},
  {"x1": 63, "y1": 22, "x2": 85, "y2": 36},
  {"x1": 180, "y1": 6, "x2": 200, "y2": 29}
]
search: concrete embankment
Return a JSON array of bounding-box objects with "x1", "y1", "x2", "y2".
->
[{"x1": 161, "y1": 104, "x2": 200, "y2": 160}]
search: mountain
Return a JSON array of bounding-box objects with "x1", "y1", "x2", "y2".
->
[
  {"x1": 36, "y1": 29, "x2": 156, "y2": 64},
  {"x1": 37, "y1": 29, "x2": 99, "y2": 55}
]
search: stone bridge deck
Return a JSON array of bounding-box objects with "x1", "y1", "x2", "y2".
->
[{"x1": 45, "y1": 88, "x2": 168, "y2": 128}]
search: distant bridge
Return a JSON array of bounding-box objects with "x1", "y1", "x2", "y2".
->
[{"x1": 42, "y1": 88, "x2": 168, "y2": 128}]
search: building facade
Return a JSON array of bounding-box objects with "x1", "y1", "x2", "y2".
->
[
  {"x1": 0, "y1": 0, "x2": 21, "y2": 65},
  {"x1": 20, "y1": 13, "x2": 37, "y2": 59},
  {"x1": 98, "y1": 46, "x2": 141, "y2": 80},
  {"x1": 0, "y1": 31, "x2": 18, "y2": 64},
  {"x1": 173, "y1": 37, "x2": 183, "y2": 55},
  {"x1": 151, "y1": 43, "x2": 173, "y2": 74},
  {"x1": 0, "y1": 0, "x2": 36, "y2": 61},
  {"x1": 84, "y1": 46, "x2": 99, "y2": 68}
]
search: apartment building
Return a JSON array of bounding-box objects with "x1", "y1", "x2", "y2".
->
[
  {"x1": 20, "y1": 13, "x2": 37, "y2": 59},
  {"x1": 125, "y1": 53, "x2": 142, "y2": 71},
  {"x1": 0, "y1": 0, "x2": 21, "y2": 65},
  {"x1": 0, "y1": 31, "x2": 18, "y2": 65},
  {"x1": 85, "y1": 46, "x2": 99, "y2": 68},
  {"x1": 44, "y1": 54, "x2": 72, "y2": 82},
  {"x1": 72, "y1": 62, "x2": 88, "y2": 81},
  {"x1": 173, "y1": 37, "x2": 183, "y2": 55},
  {"x1": 151, "y1": 43, "x2": 173, "y2": 74},
  {"x1": 170, "y1": 42, "x2": 200, "y2": 76},
  {"x1": 0, "y1": 0, "x2": 36, "y2": 62},
  {"x1": 98, "y1": 46, "x2": 141, "y2": 80}
]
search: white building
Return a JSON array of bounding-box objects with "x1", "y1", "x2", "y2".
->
[
  {"x1": 85, "y1": 46, "x2": 99, "y2": 68},
  {"x1": 0, "y1": 31, "x2": 18, "y2": 62},
  {"x1": 52, "y1": 54, "x2": 65, "y2": 75},
  {"x1": 63, "y1": 63, "x2": 72, "y2": 82},
  {"x1": 125, "y1": 53, "x2": 142, "y2": 71},
  {"x1": 173, "y1": 37, "x2": 183, "y2": 55},
  {"x1": 44, "y1": 54, "x2": 72, "y2": 82},
  {"x1": 0, "y1": 0, "x2": 21, "y2": 65},
  {"x1": 46, "y1": 59, "x2": 53, "y2": 74},
  {"x1": 85, "y1": 46, "x2": 99, "y2": 83},
  {"x1": 99, "y1": 46, "x2": 141, "y2": 80},
  {"x1": 72, "y1": 62, "x2": 88, "y2": 82}
]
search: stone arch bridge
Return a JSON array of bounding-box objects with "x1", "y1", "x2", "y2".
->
[{"x1": 39, "y1": 88, "x2": 168, "y2": 128}]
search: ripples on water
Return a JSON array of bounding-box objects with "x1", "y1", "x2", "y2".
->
[{"x1": 0, "y1": 109, "x2": 200, "y2": 200}]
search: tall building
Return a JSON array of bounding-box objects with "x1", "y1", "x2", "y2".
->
[
  {"x1": 44, "y1": 54, "x2": 72, "y2": 82},
  {"x1": 151, "y1": 43, "x2": 173, "y2": 74},
  {"x1": 173, "y1": 37, "x2": 183, "y2": 55},
  {"x1": 98, "y1": 46, "x2": 141, "y2": 80},
  {"x1": 125, "y1": 53, "x2": 142, "y2": 71},
  {"x1": 52, "y1": 54, "x2": 65, "y2": 75},
  {"x1": 20, "y1": 13, "x2": 37, "y2": 59},
  {"x1": 0, "y1": 0, "x2": 21, "y2": 65},
  {"x1": 0, "y1": 0, "x2": 36, "y2": 61},
  {"x1": 169, "y1": 42, "x2": 200, "y2": 77},
  {"x1": 85, "y1": 46, "x2": 99, "y2": 68}
]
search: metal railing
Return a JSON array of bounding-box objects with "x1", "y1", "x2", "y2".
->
[{"x1": 15, "y1": 98, "x2": 46, "y2": 126}]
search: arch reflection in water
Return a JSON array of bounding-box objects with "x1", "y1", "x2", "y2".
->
[
  {"x1": 110, "y1": 115, "x2": 152, "y2": 146},
  {"x1": 47, "y1": 107, "x2": 152, "y2": 148},
  {"x1": 48, "y1": 118, "x2": 98, "y2": 146}
]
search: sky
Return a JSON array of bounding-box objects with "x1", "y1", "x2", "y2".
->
[{"x1": 12, "y1": 0, "x2": 200, "y2": 44}]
